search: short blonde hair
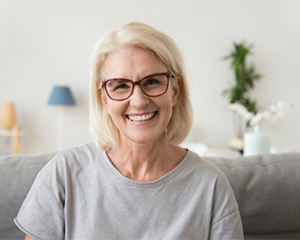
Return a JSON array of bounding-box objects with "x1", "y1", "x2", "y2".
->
[{"x1": 90, "y1": 22, "x2": 192, "y2": 150}]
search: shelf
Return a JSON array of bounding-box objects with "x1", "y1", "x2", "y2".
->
[{"x1": 0, "y1": 129, "x2": 23, "y2": 137}]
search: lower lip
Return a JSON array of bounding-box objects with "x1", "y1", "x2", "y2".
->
[{"x1": 126, "y1": 112, "x2": 157, "y2": 126}]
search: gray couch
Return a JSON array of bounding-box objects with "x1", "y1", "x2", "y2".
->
[{"x1": 1, "y1": 151, "x2": 300, "y2": 239}]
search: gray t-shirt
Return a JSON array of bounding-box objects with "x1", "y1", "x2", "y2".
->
[{"x1": 15, "y1": 142, "x2": 243, "y2": 239}]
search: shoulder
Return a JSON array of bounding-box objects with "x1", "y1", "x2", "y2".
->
[
  {"x1": 184, "y1": 149, "x2": 237, "y2": 204},
  {"x1": 37, "y1": 142, "x2": 105, "y2": 180},
  {"x1": 186, "y1": 150, "x2": 240, "y2": 219},
  {"x1": 50, "y1": 142, "x2": 102, "y2": 165},
  {"x1": 184, "y1": 149, "x2": 228, "y2": 182},
  {"x1": 56, "y1": 141, "x2": 102, "y2": 159}
]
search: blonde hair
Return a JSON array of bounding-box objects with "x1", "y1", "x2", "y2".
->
[{"x1": 90, "y1": 22, "x2": 192, "y2": 150}]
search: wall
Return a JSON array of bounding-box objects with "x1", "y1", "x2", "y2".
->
[{"x1": 0, "y1": 0, "x2": 299, "y2": 153}]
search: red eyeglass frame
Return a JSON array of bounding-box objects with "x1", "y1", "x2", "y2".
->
[{"x1": 101, "y1": 72, "x2": 171, "y2": 101}]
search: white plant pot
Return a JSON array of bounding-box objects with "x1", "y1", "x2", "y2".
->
[{"x1": 243, "y1": 125, "x2": 270, "y2": 156}]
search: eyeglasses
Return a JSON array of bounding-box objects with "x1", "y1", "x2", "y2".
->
[{"x1": 101, "y1": 72, "x2": 171, "y2": 101}]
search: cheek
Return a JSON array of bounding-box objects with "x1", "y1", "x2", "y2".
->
[
  {"x1": 101, "y1": 92, "x2": 125, "y2": 117},
  {"x1": 105, "y1": 100, "x2": 127, "y2": 119}
]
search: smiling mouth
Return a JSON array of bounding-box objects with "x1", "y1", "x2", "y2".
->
[{"x1": 126, "y1": 112, "x2": 157, "y2": 122}]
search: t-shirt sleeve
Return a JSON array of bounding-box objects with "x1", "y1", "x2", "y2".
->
[
  {"x1": 209, "y1": 167, "x2": 244, "y2": 240},
  {"x1": 210, "y1": 210, "x2": 244, "y2": 240},
  {"x1": 14, "y1": 156, "x2": 65, "y2": 240}
]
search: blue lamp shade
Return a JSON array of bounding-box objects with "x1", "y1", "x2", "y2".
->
[{"x1": 48, "y1": 86, "x2": 76, "y2": 106}]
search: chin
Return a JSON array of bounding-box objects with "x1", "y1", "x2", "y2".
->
[{"x1": 123, "y1": 132, "x2": 165, "y2": 146}]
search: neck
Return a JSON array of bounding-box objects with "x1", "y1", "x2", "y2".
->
[{"x1": 106, "y1": 141, "x2": 186, "y2": 182}]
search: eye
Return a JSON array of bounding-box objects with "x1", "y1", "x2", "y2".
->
[
  {"x1": 143, "y1": 78, "x2": 161, "y2": 87},
  {"x1": 114, "y1": 83, "x2": 130, "y2": 90},
  {"x1": 107, "y1": 80, "x2": 131, "y2": 92}
]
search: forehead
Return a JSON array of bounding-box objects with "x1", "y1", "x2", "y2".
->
[{"x1": 102, "y1": 45, "x2": 167, "y2": 79}]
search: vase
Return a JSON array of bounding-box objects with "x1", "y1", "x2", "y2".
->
[
  {"x1": 0, "y1": 102, "x2": 16, "y2": 130},
  {"x1": 243, "y1": 125, "x2": 270, "y2": 156}
]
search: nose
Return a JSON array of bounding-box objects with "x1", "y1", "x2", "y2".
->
[{"x1": 129, "y1": 84, "x2": 150, "y2": 108}]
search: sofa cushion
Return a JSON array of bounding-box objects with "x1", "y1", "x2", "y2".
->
[
  {"x1": 0, "y1": 152, "x2": 56, "y2": 239},
  {"x1": 205, "y1": 152, "x2": 300, "y2": 239}
]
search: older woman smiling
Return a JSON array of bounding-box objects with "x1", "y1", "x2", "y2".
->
[{"x1": 15, "y1": 22, "x2": 243, "y2": 239}]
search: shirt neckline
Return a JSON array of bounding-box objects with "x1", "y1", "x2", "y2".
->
[{"x1": 101, "y1": 149, "x2": 192, "y2": 188}]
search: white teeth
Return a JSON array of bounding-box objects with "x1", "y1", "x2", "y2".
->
[{"x1": 127, "y1": 113, "x2": 156, "y2": 122}]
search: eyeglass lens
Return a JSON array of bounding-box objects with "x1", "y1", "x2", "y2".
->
[{"x1": 105, "y1": 74, "x2": 169, "y2": 100}]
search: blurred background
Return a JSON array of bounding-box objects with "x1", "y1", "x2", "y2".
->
[{"x1": 0, "y1": 0, "x2": 299, "y2": 154}]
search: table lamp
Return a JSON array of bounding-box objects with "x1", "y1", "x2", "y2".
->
[
  {"x1": 48, "y1": 86, "x2": 76, "y2": 150},
  {"x1": 0, "y1": 102, "x2": 16, "y2": 130}
]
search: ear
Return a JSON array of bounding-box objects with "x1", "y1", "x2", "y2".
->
[
  {"x1": 171, "y1": 77, "x2": 180, "y2": 107},
  {"x1": 100, "y1": 89, "x2": 111, "y2": 115}
]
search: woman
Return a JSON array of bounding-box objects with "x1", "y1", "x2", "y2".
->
[{"x1": 15, "y1": 22, "x2": 243, "y2": 239}]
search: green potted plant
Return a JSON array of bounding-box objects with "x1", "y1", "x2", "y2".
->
[
  {"x1": 223, "y1": 41, "x2": 262, "y2": 114},
  {"x1": 223, "y1": 41, "x2": 262, "y2": 151}
]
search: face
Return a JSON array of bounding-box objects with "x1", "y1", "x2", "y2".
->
[{"x1": 100, "y1": 46, "x2": 179, "y2": 146}]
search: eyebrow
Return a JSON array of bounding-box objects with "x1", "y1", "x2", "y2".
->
[{"x1": 102, "y1": 72, "x2": 170, "y2": 83}]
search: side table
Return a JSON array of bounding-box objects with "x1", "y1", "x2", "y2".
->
[{"x1": 0, "y1": 126, "x2": 22, "y2": 154}]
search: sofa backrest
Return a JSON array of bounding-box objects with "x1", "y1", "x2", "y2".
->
[
  {"x1": 1, "y1": 151, "x2": 300, "y2": 239},
  {"x1": 205, "y1": 152, "x2": 300, "y2": 239},
  {"x1": 0, "y1": 152, "x2": 56, "y2": 239}
]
